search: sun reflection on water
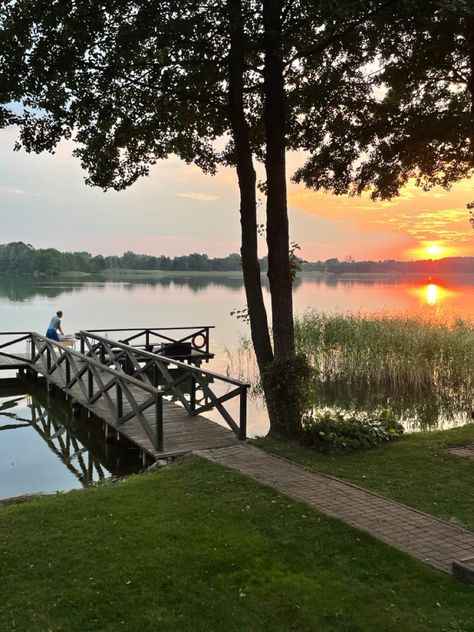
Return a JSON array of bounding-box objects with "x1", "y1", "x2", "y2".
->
[
  {"x1": 410, "y1": 281, "x2": 455, "y2": 311},
  {"x1": 426, "y1": 283, "x2": 438, "y2": 306}
]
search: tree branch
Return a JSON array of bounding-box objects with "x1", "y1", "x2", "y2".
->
[{"x1": 284, "y1": 0, "x2": 406, "y2": 68}]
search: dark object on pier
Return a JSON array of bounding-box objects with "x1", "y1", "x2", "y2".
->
[{"x1": 157, "y1": 342, "x2": 192, "y2": 357}]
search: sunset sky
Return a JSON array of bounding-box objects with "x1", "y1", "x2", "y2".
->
[{"x1": 1, "y1": 125, "x2": 473, "y2": 262}]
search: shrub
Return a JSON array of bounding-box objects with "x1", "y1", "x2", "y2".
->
[{"x1": 302, "y1": 408, "x2": 404, "y2": 453}]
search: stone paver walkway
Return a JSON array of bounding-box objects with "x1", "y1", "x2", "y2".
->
[
  {"x1": 446, "y1": 444, "x2": 474, "y2": 460},
  {"x1": 196, "y1": 444, "x2": 474, "y2": 576}
]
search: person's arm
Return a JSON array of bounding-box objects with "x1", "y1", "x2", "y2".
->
[{"x1": 58, "y1": 320, "x2": 65, "y2": 336}]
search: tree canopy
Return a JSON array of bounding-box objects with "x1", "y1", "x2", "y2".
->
[{"x1": 294, "y1": 0, "x2": 474, "y2": 201}]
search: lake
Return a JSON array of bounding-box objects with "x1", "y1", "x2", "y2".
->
[{"x1": 1, "y1": 272, "x2": 473, "y2": 499}]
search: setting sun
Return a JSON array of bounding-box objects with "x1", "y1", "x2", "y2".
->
[{"x1": 425, "y1": 244, "x2": 444, "y2": 258}]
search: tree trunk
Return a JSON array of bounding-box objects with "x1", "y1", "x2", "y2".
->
[
  {"x1": 466, "y1": 12, "x2": 474, "y2": 157},
  {"x1": 261, "y1": 0, "x2": 306, "y2": 439},
  {"x1": 227, "y1": 0, "x2": 307, "y2": 440},
  {"x1": 262, "y1": 0, "x2": 295, "y2": 360},
  {"x1": 227, "y1": 0, "x2": 274, "y2": 375}
]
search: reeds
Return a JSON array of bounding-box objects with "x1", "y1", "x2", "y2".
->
[
  {"x1": 295, "y1": 310, "x2": 474, "y2": 394},
  {"x1": 226, "y1": 310, "x2": 474, "y2": 427}
]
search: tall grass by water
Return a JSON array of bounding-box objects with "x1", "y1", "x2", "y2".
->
[
  {"x1": 226, "y1": 310, "x2": 474, "y2": 428},
  {"x1": 296, "y1": 310, "x2": 474, "y2": 392}
]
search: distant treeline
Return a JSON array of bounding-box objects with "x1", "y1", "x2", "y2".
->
[
  {"x1": 304, "y1": 257, "x2": 474, "y2": 274},
  {"x1": 2, "y1": 241, "x2": 474, "y2": 276},
  {"x1": 0, "y1": 241, "x2": 246, "y2": 274}
]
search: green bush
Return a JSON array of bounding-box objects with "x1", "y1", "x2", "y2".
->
[{"x1": 302, "y1": 409, "x2": 404, "y2": 453}]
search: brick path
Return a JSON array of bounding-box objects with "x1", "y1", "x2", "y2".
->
[
  {"x1": 196, "y1": 444, "x2": 474, "y2": 575},
  {"x1": 446, "y1": 444, "x2": 474, "y2": 460}
]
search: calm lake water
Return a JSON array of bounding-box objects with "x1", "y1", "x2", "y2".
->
[{"x1": 1, "y1": 272, "x2": 473, "y2": 499}]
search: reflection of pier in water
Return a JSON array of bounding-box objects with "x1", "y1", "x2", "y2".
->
[
  {"x1": 28, "y1": 383, "x2": 145, "y2": 485},
  {"x1": 29, "y1": 396, "x2": 108, "y2": 487},
  {"x1": 0, "y1": 379, "x2": 144, "y2": 491}
]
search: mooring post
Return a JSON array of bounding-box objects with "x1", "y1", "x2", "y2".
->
[
  {"x1": 65, "y1": 356, "x2": 71, "y2": 385},
  {"x1": 155, "y1": 393, "x2": 163, "y2": 452},
  {"x1": 46, "y1": 347, "x2": 51, "y2": 372},
  {"x1": 239, "y1": 386, "x2": 247, "y2": 440}
]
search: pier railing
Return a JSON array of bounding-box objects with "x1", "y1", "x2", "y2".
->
[
  {"x1": 83, "y1": 326, "x2": 214, "y2": 360},
  {"x1": 0, "y1": 331, "x2": 32, "y2": 364},
  {"x1": 0, "y1": 329, "x2": 249, "y2": 448},
  {"x1": 77, "y1": 331, "x2": 249, "y2": 440},
  {"x1": 27, "y1": 332, "x2": 166, "y2": 451}
]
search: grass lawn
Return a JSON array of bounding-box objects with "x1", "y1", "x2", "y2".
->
[
  {"x1": 254, "y1": 424, "x2": 474, "y2": 531},
  {"x1": 1, "y1": 457, "x2": 474, "y2": 632}
]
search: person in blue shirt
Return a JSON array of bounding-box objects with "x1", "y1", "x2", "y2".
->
[{"x1": 46, "y1": 311, "x2": 64, "y2": 341}]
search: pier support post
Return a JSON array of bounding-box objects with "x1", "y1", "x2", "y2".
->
[
  {"x1": 105, "y1": 424, "x2": 116, "y2": 444},
  {"x1": 190, "y1": 374, "x2": 196, "y2": 413},
  {"x1": 87, "y1": 368, "x2": 93, "y2": 399},
  {"x1": 239, "y1": 387, "x2": 247, "y2": 440},
  {"x1": 116, "y1": 383, "x2": 123, "y2": 420},
  {"x1": 155, "y1": 393, "x2": 163, "y2": 452}
]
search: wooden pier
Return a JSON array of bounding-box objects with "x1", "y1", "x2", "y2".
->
[{"x1": 0, "y1": 328, "x2": 248, "y2": 461}]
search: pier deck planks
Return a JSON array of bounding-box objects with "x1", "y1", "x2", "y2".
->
[
  {"x1": 0, "y1": 354, "x2": 29, "y2": 369},
  {"x1": 30, "y1": 358, "x2": 239, "y2": 459}
]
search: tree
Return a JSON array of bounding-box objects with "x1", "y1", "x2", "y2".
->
[
  {"x1": 90, "y1": 254, "x2": 106, "y2": 272},
  {"x1": 0, "y1": 0, "x2": 411, "y2": 438},
  {"x1": 294, "y1": 0, "x2": 474, "y2": 203}
]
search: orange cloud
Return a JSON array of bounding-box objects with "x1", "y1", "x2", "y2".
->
[{"x1": 287, "y1": 176, "x2": 474, "y2": 260}]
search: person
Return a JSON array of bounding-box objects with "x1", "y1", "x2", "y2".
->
[{"x1": 45, "y1": 310, "x2": 64, "y2": 341}]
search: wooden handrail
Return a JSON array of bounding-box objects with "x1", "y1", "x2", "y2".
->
[
  {"x1": 28, "y1": 333, "x2": 164, "y2": 451},
  {"x1": 78, "y1": 331, "x2": 249, "y2": 438},
  {"x1": 79, "y1": 331, "x2": 248, "y2": 388},
  {"x1": 84, "y1": 326, "x2": 216, "y2": 332},
  {"x1": 83, "y1": 326, "x2": 214, "y2": 358}
]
